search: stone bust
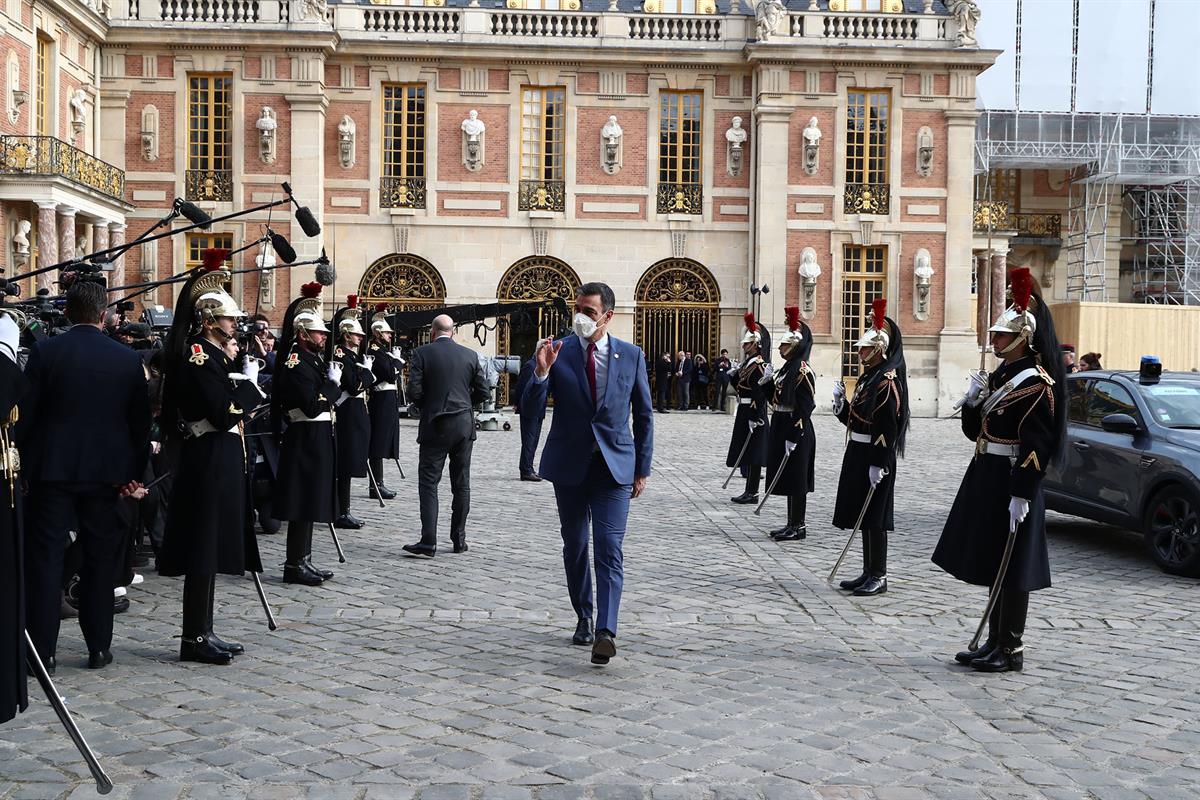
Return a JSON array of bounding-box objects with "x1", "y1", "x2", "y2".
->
[
  {"x1": 602, "y1": 115, "x2": 623, "y2": 145},
  {"x1": 13, "y1": 219, "x2": 30, "y2": 255},
  {"x1": 461, "y1": 109, "x2": 485, "y2": 141},
  {"x1": 255, "y1": 107, "x2": 277, "y2": 131},
  {"x1": 725, "y1": 117, "x2": 747, "y2": 147}
]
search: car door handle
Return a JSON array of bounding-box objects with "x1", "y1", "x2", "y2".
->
[{"x1": 1072, "y1": 441, "x2": 1090, "y2": 450}]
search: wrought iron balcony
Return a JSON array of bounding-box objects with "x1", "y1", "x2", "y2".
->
[
  {"x1": 972, "y1": 199, "x2": 1011, "y2": 231},
  {"x1": 0, "y1": 135, "x2": 125, "y2": 203},
  {"x1": 844, "y1": 183, "x2": 890, "y2": 215},
  {"x1": 656, "y1": 182, "x2": 702, "y2": 215},
  {"x1": 518, "y1": 179, "x2": 566, "y2": 213},
  {"x1": 185, "y1": 169, "x2": 234, "y2": 202},
  {"x1": 1011, "y1": 211, "x2": 1062, "y2": 239},
  {"x1": 380, "y1": 176, "x2": 426, "y2": 210}
]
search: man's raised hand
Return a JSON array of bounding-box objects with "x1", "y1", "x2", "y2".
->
[{"x1": 535, "y1": 337, "x2": 563, "y2": 379}]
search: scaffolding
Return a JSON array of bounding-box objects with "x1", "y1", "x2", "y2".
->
[{"x1": 976, "y1": 110, "x2": 1200, "y2": 304}]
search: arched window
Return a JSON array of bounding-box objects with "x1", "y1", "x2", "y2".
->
[
  {"x1": 635, "y1": 258, "x2": 721, "y2": 400},
  {"x1": 358, "y1": 253, "x2": 446, "y2": 348},
  {"x1": 496, "y1": 256, "x2": 581, "y2": 402}
]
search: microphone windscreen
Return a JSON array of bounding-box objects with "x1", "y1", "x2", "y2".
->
[
  {"x1": 294, "y1": 206, "x2": 321, "y2": 238},
  {"x1": 315, "y1": 262, "x2": 336, "y2": 286},
  {"x1": 269, "y1": 232, "x2": 297, "y2": 264},
  {"x1": 177, "y1": 200, "x2": 212, "y2": 228}
]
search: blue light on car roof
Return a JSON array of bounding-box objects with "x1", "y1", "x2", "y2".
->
[{"x1": 1140, "y1": 355, "x2": 1163, "y2": 385}]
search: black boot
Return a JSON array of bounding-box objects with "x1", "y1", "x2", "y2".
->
[
  {"x1": 972, "y1": 590, "x2": 1028, "y2": 673},
  {"x1": 776, "y1": 495, "x2": 807, "y2": 541},
  {"x1": 733, "y1": 468, "x2": 760, "y2": 504},
  {"x1": 180, "y1": 575, "x2": 232, "y2": 665},
  {"x1": 853, "y1": 529, "x2": 888, "y2": 596},
  {"x1": 283, "y1": 562, "x2": 324, "y2": 585},
  {"x1": 204, "y1": 576, "x2": 243, "y2": 655},
  {"x1": 283, "y1": 522, "x2": 323, "y2": 585},
  {"x1": 335, "y1": 476, "x2": 363, "y2": 528},
  {"x1": 956, "y1": 594, "x2": 1002, "y2": 664},
  {"x1": 840, "y1": 527, "x2": 872, "y2": 590},
  {"x1": 303, "y1": 524, "x2": 334, "y2": 580}
]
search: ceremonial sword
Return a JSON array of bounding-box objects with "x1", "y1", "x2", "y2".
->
[
  {"x1": 968, "y1": 514, "x2": 1020, "y2": 650},
  {"x1": 827, "y1": 468, "x2": 887, "y2": 583},
  {"x1": 754, "y1": 446, "x2": 792, "y2": 516},
  {"x1": 365, "y1": 460, "x2": 386, "y2": 508},
  {"x1": 722, "y1": 417, "x2": 764, "y2": 489}
]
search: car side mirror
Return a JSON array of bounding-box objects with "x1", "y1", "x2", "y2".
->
[{"x1": 1100, "y1": 413, "x2": 1141, "y2": 435}]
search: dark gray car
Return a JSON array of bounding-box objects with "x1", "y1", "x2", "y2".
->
[{"x1": 1044, "y1": 370, "x2": 1200, "y2": 577}]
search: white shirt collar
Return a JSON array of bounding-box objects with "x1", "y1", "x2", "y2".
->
[{"x1": 576, "y1": 332, "x2": 609, "y2": 353}]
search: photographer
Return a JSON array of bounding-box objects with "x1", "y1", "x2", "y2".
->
[{"x1": 17, "y1": 281, "x2": 151, "y2": 671}]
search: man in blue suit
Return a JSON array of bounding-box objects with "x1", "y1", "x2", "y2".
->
[
  {"x1": 512, "y1": 355, "x2": 543, "y2": 482},
  {"x1": 522, "y1": 282, "x2": 653, "y2": 665}
]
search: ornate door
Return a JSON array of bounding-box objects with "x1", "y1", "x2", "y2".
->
[
  {"x1": 634, "y1": 258, "x2": 721, "y2": 402},
  {"x1": 840, "y1": 244, "x2": 887, "y2": 395},
  {"x1": 496, "y1": 256, "x2": 580, "y2": 403},
  {"x1": 358, "y1": 253, "x2": 447, "y2": 350}
]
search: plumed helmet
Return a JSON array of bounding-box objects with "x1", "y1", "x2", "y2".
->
[
  {"x1": 292, "y1": 282, "x2": 330, "y2": 333},
  {"x1": 740, "y1": 311, "x2": 761, "y2": 345},
  {"x1": 370, "y1": 302, "x2": 393, "y2": 334},
  {"x1": 988, "y1": 267, "x2": 1038, "y2": 354},
  {"x1": 190, "y1": 249, "x2": 243, "y2": 320},
  {"x1": 853, "y1": 298, "x2": 890, "y2": 353},
  {"x1": 779, "y1": 306, "x2": 804, "y2": 346},
  {"x1": 338, "y1": 293, "x2": 365, "y2": 336}
]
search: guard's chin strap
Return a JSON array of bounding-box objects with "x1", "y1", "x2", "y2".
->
[{"x1": 998, "y1": 327, "x2": 1032, "y2": 355}]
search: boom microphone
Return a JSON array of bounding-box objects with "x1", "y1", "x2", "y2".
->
[
  {"x1": 174, "y1": 199, "x2": 212, "y2": 228},
  {"x1": 314, "y1": 251, "x2": 335, "y2": 286},
  {"x1": 269, "y1": 231, "x2": 297, "y2": 265},
  {"x1": 294, "y1": 205, "x2": 321, "y2": 238}
]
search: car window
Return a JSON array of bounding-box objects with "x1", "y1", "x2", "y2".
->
[
  {"x1": 1139, "y1": 381, "x2": 1200, "y2": 429},
  {"x1": 1085, "y1": 380, "x2": 1139, "y2": 427},
  {"x1": 1067, "y1": 377, "x2": 1092, "y2": 424}
]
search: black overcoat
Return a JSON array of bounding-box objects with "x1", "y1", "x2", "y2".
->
[
  {"x1": 333, "y1": 343, "x2": 371, "y2": 479},
  {"x1": 725, "y1": 357, "x2": 770, "y2": 468},
  {"x1": 832, "y1": 363, "x2": 900, "y2": 531},
  {"x1": 160, "y1": 337, "x2": 264, "y2": 577},
  {"x1": 933, "y1": 355, "x2": 1056, "y2": 592},
  {"x1": 367, "y1": 339, "x2": 401, "y2": 460},
  {"x1": 272, "y1": 345, "x2": 339, "y2": 522},
  {"x1": 765, "y1": 359, "x2": 816, "y2": 497},
  {"x1": 1, "y1": 356, "x2": 28, "y2": 724}
]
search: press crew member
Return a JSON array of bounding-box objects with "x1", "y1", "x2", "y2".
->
[
  {"x1": 832, "y1": 300, "x2": 909, "y2": 597},
  {"x1": 1, "y1": 309, "x2": 28, "y2": 722},
  {"x1": 158, "y1": 256, "x2": 266, "y2": 665},
  {"x1": 763, "y1": 307, "x2": 816, "y2": 542},
  {"x1": 272, "y1": 283, "x2": 341, "y2": 586},
  {"x1": 726, "y1": 313, "x2": 771, "y2": 504},
  {"x1": 331, "y1": 296, "x2": 374, "y2": 530},
  {"x1": 366, "y1": 306, "x2": 402, "y2": 500},
  {"x1": 933, "y1": 268, "x2": 1065, "y2": 673}
]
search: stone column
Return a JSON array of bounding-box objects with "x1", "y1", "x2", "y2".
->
[
  {"x1": 975, "y1": 252, "x2": 989, "y2": 346},
  {"x1": 751, "y1": 103, "x2": 791, "y2": 367},
  {"x1": 286, "y1": 94, "x2": 328, "y2": 266},
  {"x1": 990, "y1": 250, "x2": 1008, "y2": 325},
  {"x1": 109, "y1": 223, "x2": 127, "y2": 288},
  {"x1": 57, "y1": 206, "x2": 77, "y2": 267},
  {"x1": 93, "y1": 221, "x2": 110, "y2": 282},
  {"x1": 35, "y1": 202, "x2": 59, "y2": 293}
]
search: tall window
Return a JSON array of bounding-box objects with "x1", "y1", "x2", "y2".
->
[
  {"x1": 840, "y1": 245, "x2": 887, "y2": 387},
  {"x1": 187, "y1": 73, "x2": 233, "y2": 201},
  {"x1": 844, "y1": 89, "x2": 890, "y2": 214},
  {"x1": 518, "y1": 86, "x2": 566, "y2": 212},
  {"x1": 657, "y1": 90, "x2": 703, "y2": 215},
  {"x1": 186, "y1": 234, "x2": 234, "y2": 273},
  {"x1": 381, "y1": 83, "x2": 426, "y2": 209},
  {"x1": 974, "y1": 168, "x2": 1020, "y2": 212},
  {"x1": 36, "y1": 37, "x2": 52, "y2": 137}
]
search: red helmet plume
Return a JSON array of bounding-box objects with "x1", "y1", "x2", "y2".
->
[
  {"x1": 300, "y1": 281, "x2": 322, "y2": 299},
  {"x1": 784, "y1": 306, "x2": 801, "y2": 333},
  {"x1": 1010, "y1": 267, "x2": 1033, "y2": 313},
  {"x1": 743, "y1": 311, "x2": 756, "y2": 332},
  {"x1": 201, "y1": 248, "x2": 229, "y2": 272},
  {"x1": 871, "y1": 298, "x2": 887, "y2": 332},
  {"x1": 375, "y1": 302, "x2": 387, "y2": 313},
  {"x1": 347, "y1": 294, "x2": 358, "y2": 309}
]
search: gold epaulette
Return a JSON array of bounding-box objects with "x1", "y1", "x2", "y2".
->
[
  {"x1": 884, "y1": 369, "x2": 897, "y2": 380},
  {"x1": 1037, "y1": 365, "x2": 1055, "y2": 386}
]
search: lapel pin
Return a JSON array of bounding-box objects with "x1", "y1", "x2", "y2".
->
[{"x1": 614, "y1": 352, "x2": 620, "y2": 359}]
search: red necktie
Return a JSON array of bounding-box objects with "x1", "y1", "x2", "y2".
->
[{"x1": 586, "y1": 342, "x2": 597, "y2": 406}]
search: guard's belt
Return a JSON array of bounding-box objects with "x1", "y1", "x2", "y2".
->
[
  {"x1": 849, "y1": 432, "x2": 872, "y2": 444},
  {"x1": 287, "y1": 409, "x2": 332, "y2": 423},
  {"x1": 976, "y1": 440, "x2": 1019, "y2": 458},
  {"x1": 774, "y1": 405, "x2": 794, "y2": 413},
  {"x1": 184, "y1": 419, "x2": 239, "y2": 438},
  {"x1": 374, "y1": 382, "x2": 398, "y2": 391},
  {"x1": 738, "y1": 398, "x2": 753, "y2": 405}
]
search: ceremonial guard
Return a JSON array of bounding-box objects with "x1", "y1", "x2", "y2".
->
[
  {"x1": 832, "y1": 300, "x2": 909, "y2": 596},
  {"x1": 272, "y1": 283, "x2": 341, "y2": 586},
  {"x1": 933, "y1": 268, "x2": 1065, "y2": 673},
  {"x1": 159, "y1": 254, "x2": 265, "y2": 664},
  {"x1": 331, "y1": 295, "x2": 373, "y2": 529},
  {"x1": 726, "y1": 313, "x2": 771, "y2": 504},
  {"x1": 366, "y1": 305, "x2": 401, "y2": 500},
  {"x1": 763, "y1": 307, "x2": 816, "y2": 541},
  {"x1": 1, "y1": 308, "x2": 27, "y2": 721}
]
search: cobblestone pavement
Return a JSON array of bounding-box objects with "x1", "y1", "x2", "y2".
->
[{"x1": 3, "y1": 410, "x2": 1200, "y2": 800}]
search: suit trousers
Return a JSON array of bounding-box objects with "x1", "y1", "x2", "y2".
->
[
  {"x1": 518, "y1": 409, "x2": 544, "y2": 477},
  {"x1": 552, "y1": 453, "x2": 631, "y2": 636},
  {"x1": 676, "y1": 379, "x2": 690, "y2": 411},
  {"x1": 417, "y1": 413, "x2": 474, "y2": 545},
  {"x1": 25, "y1": 482, "x2": 122, "y2": 660}
]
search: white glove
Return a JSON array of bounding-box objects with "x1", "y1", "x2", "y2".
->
[
  {"x1": 388, "y1": 347, "x2": 405, "y2": 364},
  {"x1": 832, "y1": 381, "x2": 846, "y2": 411},
  {"x1": 242, "y1": 355, "x2": 259, "y2": 385},
  {"x1": 784, "y1": 440, "x2": 796, "y2": 455},
  {"x1": 0, "y1": 314, "x2": 18, "y2": 363},
  {"x1": 362, "y1": 355, "x2": 375, "y2": 371},
  {"x1": 961, "y1": 370, "x2": 988, "y2": 407},
  {"x1": 869, "y1": 465, "x2": 886, "y2": 487},
  {"x1": 1008, "y1": 496, "x2": 1030, "y2": 532},
  {"x1": 757, "y1": 362, "x2": 774, "y2": 385},
  {"x1": 327, "y1": 361, "x2": 343, "y2": 383}
]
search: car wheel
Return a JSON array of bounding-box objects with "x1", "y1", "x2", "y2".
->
[{"x1": 1142, "y1": 484, "x2": 1200, "y2": 578}]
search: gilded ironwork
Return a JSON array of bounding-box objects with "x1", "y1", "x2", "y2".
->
[
  {"x1": 843, "y1": 182, "x2": 890, "y2": 215},
  {"x1": 0, "y1": 135, "x2": 125, "y2": 202},
  {"x1": 1011, "y1": 211, "x2": 1062, "y2": 239},
  {"x1": 359, "y1": 253, "x2": 447, "y2": 307},
  {"x1": 972, "y1": 199, "x2": 1011, "y2": 231},
  {"x1": 185, "y1": 169, "x2": 233, "y2": 202},
  {"x1": 656, "y1": 182, "x2": 702, "y2": 215},
  {"x1": 496, "y1": 256, "x2": 580, "y2": 403},
  {"x1": 518, "y1": 180, "x2": 566, "y2": 212},
  {"x1": 635, "y1": 258, "x2": 721, "y2": 404},
  {"x1": 380, "y1": 177, "x2": 427, "y2": 209}
]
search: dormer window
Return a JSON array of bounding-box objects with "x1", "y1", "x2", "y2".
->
[
  {"x1": 506, "y1": 0, "x2": 582, "y2": 9},
  {"x1": 829, "y1": 0, "x2": 904, "y2": 11},
  {"x1": 643, "y1": 0, "x2": 717, "y2": 14}
]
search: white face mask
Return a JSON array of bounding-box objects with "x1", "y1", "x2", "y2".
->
[{"x1": 573, "y1": 312, "x2": 599, "y2": 340}]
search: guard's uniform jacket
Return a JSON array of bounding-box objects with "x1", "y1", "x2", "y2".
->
[
  {"x1": 832, "y1": 363, "x2": 901, "y2": 530},
  {"x1": 1, "y1": 356, "x2": 28, "y2": 724},
  {"x1": 934, "y1": 355, "x2": 1056, "y2": 591},
  {"x1": 160, "y1": 336, "x2": 264, "y2": 577},
  {"x1": 765, "y1": 358, "x2": 816, "y2": 497},
  {"x1": 272, "y1": 345, "x2": 340, "y2": 523},
  {"x1": 333, "y1": 344, "x2": 372, "y2": 479},
  {"x1": 725, "y1": 356, "x2": 770, "y2": 469},
  {"x1": 367, "y1": 339, "x2": 400, "y2": 461}
]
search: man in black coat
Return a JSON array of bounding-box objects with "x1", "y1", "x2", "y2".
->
[
  {"x1": 675, "y1": 350, "x2": 693, "y2": 411},
  {"x1": 513, "y1": 356, "x2": 543, "y2": 481},
  {"x1": 332, "y1": 300, "x2": 374, "y2": 529},
  {"x1": 1, "y1": 311, "x2": 28, "y2": 721},
  {"x1": 402, "y1": 315, "x2": 489, "y2": 557},
  {"x1": 366, "y1": 308, "x2": 402, "y2": 500},
  {"x1": 654, "y1": 352, "x2": 674, "y2": 413},
  {"x1": 17, "y1": 281, "x2": 151, "y2": 671}
]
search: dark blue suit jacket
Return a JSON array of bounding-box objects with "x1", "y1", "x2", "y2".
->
[
  {"x1": 512, "y1": 358, "x2": 538, "y2": 416},
  {"x1": 521, "y1": 334, "x2": 653, "y2": 487},
  {"x1": 16, "y1": 325, "x2": 151, "y2": 485}
]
